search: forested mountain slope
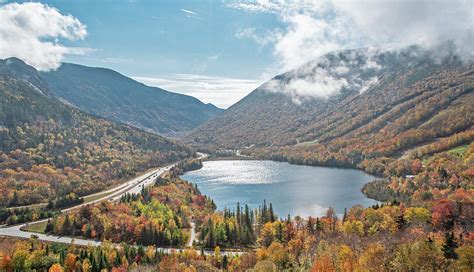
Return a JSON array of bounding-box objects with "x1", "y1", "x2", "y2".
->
[
  {"x1": 186, "y1": 46, "x2": 473, "y2": 171},
  {"x1": 0, "y1": 58, "x2": 193, "y2": 207},
  {"x1": 40, "y1": 63, "x2": 223, "y2": 137}
]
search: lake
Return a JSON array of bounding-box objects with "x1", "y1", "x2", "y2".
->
[{"x1": 181, "y1": 160, "x2": 378, "y2": 218}]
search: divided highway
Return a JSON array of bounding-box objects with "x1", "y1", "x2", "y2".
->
[
  {"x1": 0, "y1": 165, "x2": 172, "y2": 246},
  {"x1": 0, "y1": 153, "x2": 238, "y2": 255}
]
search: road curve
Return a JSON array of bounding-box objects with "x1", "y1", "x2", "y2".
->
[
  {"x1": 0, "y1": 153, "x2": 244, "y2": 255},
  {"x1": 0, "y1": 164, "x2": 172, "y2": 243}
]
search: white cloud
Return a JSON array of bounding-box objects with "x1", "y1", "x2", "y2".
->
[
  {"x1": 229, "y1": 0, "x2": 473, "y2": 101},
  {"x1": 133, "y1": 74, "x2": 262, "y2": 108},
  {"x1": 0, "y1": 2, "x2": 88, "y2": 71},
  {"x1": 230, "y1": 0, "x2": 473, "y2": 71},
  {"x1": 181, "y1": 8, "x2": 198, "y2": 16}
]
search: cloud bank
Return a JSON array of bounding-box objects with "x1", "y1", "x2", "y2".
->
[
  {"x1": 0, "y1": 2, "x2": 88, "y2": 71},
  {"x1": 261, "y1": 48, "x2": 384, "y2": 104},
  {"x1": 133, "y1": 74, "x2": 262, "y2": 108},
  {"x1": 231, "y1": 0, "x2": 473, "y2": 71},
  {"x1": 229, "y1": 0, "x2": 473, "y2": 101}
]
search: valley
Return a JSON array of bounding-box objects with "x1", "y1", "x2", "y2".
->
[{"x1": 0, "y1": 42, "x2": 472, "y2": 271}]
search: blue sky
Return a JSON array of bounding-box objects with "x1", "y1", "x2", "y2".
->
[
  {"x1": 46, "y1": 0, "x2": 279, "y2": 78},
  {"x1": 1, "y1": 0, "x2": 471, "y2": 107},
  {"x1": 1, "y1": 0, "x2": 283, "y2": 107}
]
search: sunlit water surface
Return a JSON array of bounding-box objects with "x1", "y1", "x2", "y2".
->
[{"x1": 181, "y1": 160, "x2": 378, "y2": 217}]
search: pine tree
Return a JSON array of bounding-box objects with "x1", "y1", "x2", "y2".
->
[
  {"x1": 207, "y1": 218, "x2": 215, "y2": 248},
  {"x1": 236, "y1": 202, "x2": 241, "y2": 225},
  {"x1": 62, "y1": 214, "x2": 72, "y2": 235},
  {"x1": 262, "y1": 200, "x2": 268, "y2": 223},
  {"x1": 59, "y1": 250, "x2": 66, "y2": 266},
  {"x1": 442, "y1": 232, "x2": 458, "y2": 259},
  {"x1": 91, "y1": 252, "x2": 99, "y2": 272},
  {"x1": 222, "y1": 254, "x2": 228, "y2": 270},
  {"x1": 115, "y1": 251, "x2": 121, "y2": 267},
  {"x1": 269, "y1": 203, "x2": 275, "y2": 222},
  {"x1": 45, "y1": 219, "x2": 54, "y2": 233},
  {"x1": 10, "y1": 191, "x2": 19, "y2": 206},
  {"x1": 396, "y1": 213, "x2": 406, "y2": 229}
]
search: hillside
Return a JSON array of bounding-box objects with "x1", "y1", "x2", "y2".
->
[
  {"x1": 40, "y1": 63, "x2": 223, "y2": 137},
  {"x1": 186, "y1": 45, "x2": 473, "y2": 174},
  {"x1": 0, "y1": 58, "x2": 193, "y2": 207}
]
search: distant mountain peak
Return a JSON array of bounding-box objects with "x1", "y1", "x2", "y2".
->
[
  {"x1": 0, "y1": 57, "x2": 53, "y2": 98},
  {"x1": 185, "y1": 45, "x2": 473, "y2": 150},
  {"x1": 40, "y1": 62, "x2": 223, "y2": 137}
]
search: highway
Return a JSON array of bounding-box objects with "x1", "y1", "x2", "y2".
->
[
  {"x1": 0, "y1": 164, "x2": 172, "y2": 245},
  {"x1": 0, "y1": 153, "x2": 244, "y2": 256}
]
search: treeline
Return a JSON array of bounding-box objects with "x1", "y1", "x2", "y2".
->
[
  {"x1": 0, "y1": 73, "x2": 193, "y2": 208},
  {"x1": 47, "y1": 196, "x2": 186, "y2": 246},
  {"x1": 46, "y1": 193, "x2": 84, "y2": 210},
  {"x1": 0, "y1": 237, "x2": 242, "y2": 271},
  {"x1": 249, "y1": 200, "x2": 473, "y2": 271},
  {"x1": 45, "y1": 172, "x2": 215, "y2": 247},
  {"x1": 200, "y1": 200, "x2": 276, "y2": 248},
  {"x1": 242, "y1": 66, "x2": 473, "y2": 180},
  {"x1": 2, "y1": 194, "x2": 473, "y2": 271},
  {"x1": 0, "y1": 207, "x2": 59, "y2": 225},
  {"x1": 362, "y1": 143, "x2": 473, "y2": 206},
  {"x1": 173, "y1": 158, "x2": 203, "y2": 174}
]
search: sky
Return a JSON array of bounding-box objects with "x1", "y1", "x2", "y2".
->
[{"x1": 0, "y1": 0, "x2": 472, "y2": 108}]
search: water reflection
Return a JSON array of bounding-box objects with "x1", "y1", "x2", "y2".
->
[{"x1": 182, "y1": 160, "x2": 377, "y2": 217}]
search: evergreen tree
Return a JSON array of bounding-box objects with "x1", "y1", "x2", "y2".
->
[
  {"x1": 269, "y1": 203, "x2": 275, "y2": 222},
  {"x1": 10, "y1": 191, "x2": 19, "y2": 206},
  {"x1": 222, "y1": 254, "x2": 228, "y2": 270},
  {"x1": 59, "y1": 250, "x2": 66, "y2": 266},
  {"x1": 45, "y1": 219, "x2": 54, "y2": 233},
  {"x1": 62, "y1": 214, "x2": 72, "y2": 235},
  {"x1": 236, "y1": 202, "x2": 241, "y2": 225},
  {"x1": 396, "y1": 213, "x2": 406, "y2": 229},
  {"x1": 442, "y1": 232, "x2": 458, "y2": 259}
]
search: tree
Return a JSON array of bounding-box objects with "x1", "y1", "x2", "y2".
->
[
  {"x1": 267, "y1": 242, "x2": 287, "y2": 268},
  {"x1": 49, "y1": 263, "x2": 64, "y2": 272},
  {"x1": 64, "y1": 253, "x2": 77, "y2": 272},
  {"x1": 456, "y1": 246, "x2": 474, "y2": 271},
  {"x1": 11, "y1": 250, "x2": 29, "y2": 271},
  {"x1": 269, "y1": 203, "x2": 275, "y2": 222},
  {"x1": 432, "y1": 200, "x2": 455, "y2": 230},
  {"x1": 358, "y1": 244, "x2": 388, "y2": 272},
  {"x1": 62, "y1": 215, "x2": 72, "y2": 235},
  {"x1": 259, "y1": 222, "x2": 274, "y2": 247},
  {"x1": 442, "y1": 232, "x2": 458, "y2": 259},
  {"x1": 81, "y1": 258, "x2": 91, "y2": 272}
]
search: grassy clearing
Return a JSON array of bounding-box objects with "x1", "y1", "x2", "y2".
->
[
  {"x1": 447, "y1": 145, "x2": 468, "y2": 157},
  {"x1": 82, "y1": 191, "x2": 112, "y2": 204},
  {"x1": 295, "y1": 139, "x2": 319, "y2": 147},
  {"x1": 21, "y1": 221, "x2": 47, "y2": 234}
]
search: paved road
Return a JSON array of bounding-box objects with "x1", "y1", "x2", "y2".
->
[
  {"x1": 0, "y1": 153, "x2": 245, "y2": 255},
  {"x1": 0, "y1": 165, "x2": 171, "y2": 241}
]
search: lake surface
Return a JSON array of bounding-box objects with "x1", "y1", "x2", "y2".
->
[{"x1": 182, "y1": 160, "x2": 378, "y2": 218}]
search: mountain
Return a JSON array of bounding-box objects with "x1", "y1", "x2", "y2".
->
[
  {"x1": 0, "y1": 58, "x2": 193, "y2": 207},
  {"x1": 185, "y1": 45, "x2": 473, "y2": 174},
  {"x1": 40, "y1": 63, "x2": 223, "y2": 137}
]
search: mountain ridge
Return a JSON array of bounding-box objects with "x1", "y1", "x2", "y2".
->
[
  {"x1": 40, "y1": 62, "x2": 223, "y2": 137},
  {"x1": 0, "y1": 58, "x2": 193, "y2": 206},
  {"x1": 185, "y1": 45, "x2": 473, "y2": 175}
]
